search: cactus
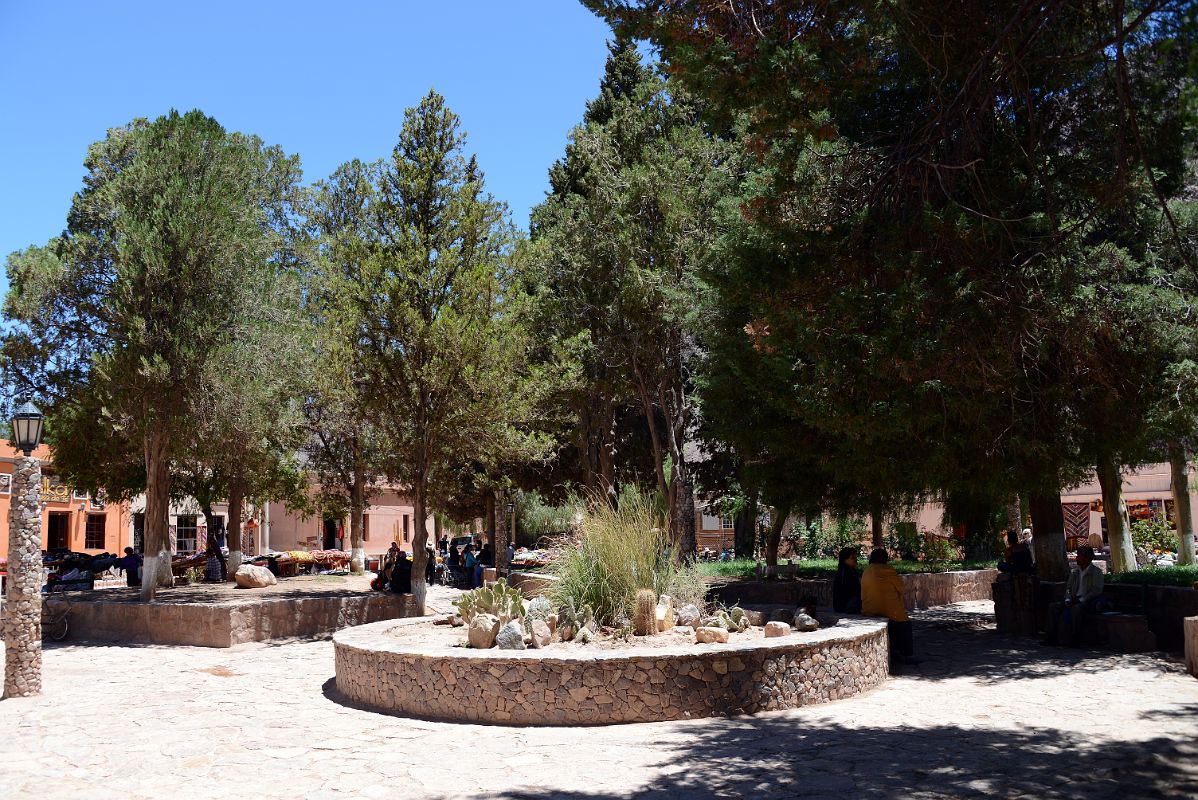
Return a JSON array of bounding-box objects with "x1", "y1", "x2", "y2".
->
[
  {"x1": 633, "y1": 588, "x2": 657, "y2": 636},
  {"x1": 452, "y1": 579, "x2": 525, "y2": 625},
  {"x1": 728, "y1": 605, "x2": 749, "y2": 633}
]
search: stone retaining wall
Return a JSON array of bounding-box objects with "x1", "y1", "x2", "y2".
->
[
  {"x1": 1185, "y1": 617, "x2": 1198, "y2": 679},
  {"x1": 709, "y1": 569, "x2": 999, "y2": 611},
  {"x1": 334, "y1": 617, "x2": 890, "y2": 725},
  {"x1": 507, "y1": 571, "x2": 558, "y2": 598},
  {"x1": 55, "y1": 592, "x2": 417, "y2": 647}
]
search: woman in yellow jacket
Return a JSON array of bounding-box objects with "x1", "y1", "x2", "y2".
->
[{"x1": 861, "y1": 548, "x2": 915, "y2": 664}]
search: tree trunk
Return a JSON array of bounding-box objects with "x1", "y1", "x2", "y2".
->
[
  {"x1": 1095, "y1": 454, "x2": 1136, "y2": 572},
  {"x1": 1005, "y1": 493, "x2": 1023, "y2": 534},
  {"x1": 348, "y1": 439, "x2": 366, "y2": 574},
  {"x1": 141, "y1": 429, "x2": 174, "y2": 600},
  {"x1": 870, "y1": 500, "x2": 884, "y2": 549},
  {"x1": 5, "y1": 455, "x2": 43, "y2": 697},
  {"x1": 485, "y1": 492, "x2": 496, "y2": 547},
  {"x1": 1168, "y1": 442, "x2": 1195, "y2": 566},
  {"x1": 434, "y1": 513, "x2": 443, "y2": 547},
  {"x1": 1028, "y1": 492, "x2": 1068, "y2": 581},
  {"x1": 733, "y1": 495, "x2": 757, "y2": 559},
  {"x1": 410, "y1": 478, "x2": 429, "y2": 614},
  {"x1": 495, "y1": 489, "x2": 508, "y2": 572},
  {"x1": 764, "y1": 501, "x2": 791, "y2": 567},
  {"x1": 226, "y1": 477, "x2": 245, "y2": 576},
  {"x1": 669, "y1": 470, "x2": 696, "y2": 561}
]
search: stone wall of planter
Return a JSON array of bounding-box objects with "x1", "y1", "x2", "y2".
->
[
  {"x1": 55, "y1": 592, "x2": 417, "y2": 647},
  {"x1": 1185, "y1": 617, "x2": 1197, "y2": 678},
  {"x1": 333, "y1": 616, "x2": 890, "y2": 725},
  {"x1": 709, "y1": 569, "x2": 999, "y2": 611}
]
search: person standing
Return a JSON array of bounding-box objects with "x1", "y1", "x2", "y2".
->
[
  {"x1": 116, "y1": 547, "x2": 142, "y2": 588},
  {"x1": 861, "y1": 548, "x2": 915, "y2": 665}
]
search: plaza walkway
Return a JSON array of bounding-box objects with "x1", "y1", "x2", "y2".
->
[{"x1": 1, "y1": 599, "x2": 1195, "y2": 799}]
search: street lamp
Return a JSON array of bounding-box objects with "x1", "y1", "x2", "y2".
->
[
  {"x1": 5, "y1": 397, "x2": 44, "y2": 698},
  {"x1": 506, "y1": 500, "x2": 517, "y2": 550}
]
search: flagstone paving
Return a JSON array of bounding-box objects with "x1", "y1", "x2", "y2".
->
[{"x1": 1, "y1": 598, "x2": 1196, "y2": 799}]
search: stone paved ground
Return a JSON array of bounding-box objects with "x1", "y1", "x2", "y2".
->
[{"x1": 1, "y1": 599, "x2": 1196, "y2": 800}]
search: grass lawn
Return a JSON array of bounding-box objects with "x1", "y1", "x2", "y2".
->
[{"x1": 698, "y1": 557, "x2": 999, "y2": 580}]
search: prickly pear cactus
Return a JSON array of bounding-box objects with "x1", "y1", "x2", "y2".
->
[
  {"x1": 452, "y1": 578, "x2": 525, "y2": 625},
  {"x1": 728, "y1": 606, "x2": 749, "y2": 633},
  {"x1": 633, "y1": 588, "x2": 657, "y2": 636},
  {"x1": 526, "y1": 596, "x2": 553, "y2": 622}
]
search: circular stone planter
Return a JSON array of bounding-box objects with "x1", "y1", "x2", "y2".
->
[{"x1": 333, "y1": 616, "x2": 889, "y2": 725}]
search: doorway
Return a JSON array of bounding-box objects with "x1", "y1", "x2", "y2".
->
[
  {"x1": 47, "y1": 512, "x2": 70, "y2": 551},
  {"x1": 323, "y1": 519, "x2": 340, "y2": 550}
]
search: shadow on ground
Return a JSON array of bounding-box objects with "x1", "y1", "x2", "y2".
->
[{"x1": 485, "y1": 715, "x2": 1197, "y2": 799}]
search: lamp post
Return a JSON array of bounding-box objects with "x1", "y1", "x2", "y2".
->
[
  {"x1": 506, "y1": 501, "x2": 516, "y2": 549},
  {"x1": 5, "y1": 398, "x2": 45, "y2": 699}
]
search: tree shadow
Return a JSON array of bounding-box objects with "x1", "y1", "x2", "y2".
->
[{"x1": 481, "y1": 715, "x2": 1197, "y2": 799}]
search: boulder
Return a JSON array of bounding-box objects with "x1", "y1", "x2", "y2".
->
[
  {"x1": 764, "y1": 621, "x2": 791, "y2": 638},
  {"x1": 529, "y1": 619, "x2": 552, "y2": 649},
  {"x1": 495, "y1": 620, "x2": 527, "y2": 650},
  {"x1": 656, "y1": 594, "x2": 675, "y2": 632},
  {"x1": 696, "y1": 626, "x2": 730, "y2": 644},
  {"x1": 793, "y1": 611, "x2": 820, "y2": 632},
  {"x1": 468, "y1": 613, "x2": 500, "y2": 649},
  {"x1": 676, "y1": 604, "x2": 703, "y2": 630},
  {"x1": 233, "y1": 564, "x2": 277, "y2": 589}
]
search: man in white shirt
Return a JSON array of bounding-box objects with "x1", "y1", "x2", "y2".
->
[{"x1": 1041, "y1": 546, "x2": 1105, "y2": 647}]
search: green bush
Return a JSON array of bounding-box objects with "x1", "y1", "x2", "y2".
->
[
  {"x1": 1130, "y1": 515, "x2": 1177, "y2": 555},
  {"x1": 1106, "y1": 565, "x2": 1198, "y2": 587},
  {"x1": 547, "y1": 491, "x2": 705, "y2": 626},
  {"x1": 798, "y1": 516, "x2": 864, "y2": 560}
]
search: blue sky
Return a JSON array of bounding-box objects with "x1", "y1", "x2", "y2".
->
[{"x1": 0, "y1": 1, "x2": 615, "y2": 295}]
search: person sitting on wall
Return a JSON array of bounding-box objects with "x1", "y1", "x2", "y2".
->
[
  {"x1": 861, "y1": 548, "x2": 916, "y2": 666},
  {"x1": 832, "y1": 547, "x2": 862, "y2": 613},
  {"x1": 382, "y1": 542, "x2": 401, "y2": 579},
  {"x1": 388, "y1": 549, "x2": 412, "y2": 595},
  {"x1": 998, "y1": 530, "x2": 1035, "y2": 577},
  {"x1": 1041, "y1": 545, "x2": 1104, "y2": 647}
]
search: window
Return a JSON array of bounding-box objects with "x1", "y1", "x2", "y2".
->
[
  {"x1": 721, "y1": 514, "x2": 734, "y2": 530},
  {"x1": 701, "y1": 512, "x2": 720, "y2": 531},
  {"x1": 133, "y1": 513, "x2": 145, "y2": 553},
  {"x1": 85, "y1": 514, "x2": 106, "y2": 549},
  {"x1": 402, "y1": 514, "x2": 410, "y2": 543},
  {"x1": 363, "y1": 514, "x2": 370, "y2": 542},
  {"x1": 176, "y1": 515, "x2": 198, "y2": 553}
]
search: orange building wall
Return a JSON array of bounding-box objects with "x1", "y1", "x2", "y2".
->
[{"x1": 0, "y1": 443, "x2": 132, "y2": 562}]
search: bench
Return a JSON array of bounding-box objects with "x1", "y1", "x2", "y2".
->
[
  {"x1": 1084, "y1": 612, "x2": 1157, "y2": 652},
  {"x1": 757, "y1": 563, "x2": 799, "y2": 580}
]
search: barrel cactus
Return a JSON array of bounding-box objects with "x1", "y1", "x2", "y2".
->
[{"x1": 633, "y1": 588, "x2": 658, "y2": 636}]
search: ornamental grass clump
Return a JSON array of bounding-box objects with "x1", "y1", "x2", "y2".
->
[{"x1": 548, "y1": 491, "x2": 704, "y2": 627}]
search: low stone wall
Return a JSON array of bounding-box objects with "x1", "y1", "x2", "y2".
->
[
  {"x1": 1185, "y1": 617, "x2": 1198, "y2": 678},
  {"x1": 1037, "y1": 582, "x2": 1198, "y2": 651},
  {"x1": 334, "y1": 616, "x2": 890, "y2": 725},
  {"x1": 55, "y1": 592, "x2": 418, "y2": 647},
  {"x1": 709, "y1": 569, "x2": 999, "y2": 611},
  {"x1": 508, "y1": 571, "x2": 558, "y2": 598}
]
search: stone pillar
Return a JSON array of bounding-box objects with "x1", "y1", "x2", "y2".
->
[{"x1": 4, "y1": 455, "x2": 43, "y2": 698}]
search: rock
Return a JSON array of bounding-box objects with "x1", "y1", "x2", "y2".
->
[
  {"x1": 696, "y1": 626, "x2": 729, "y2": 644},
  {"x1": 656, "y1": 594, "x2": 675, "y2": 632},
  {"x1": 793, "y1": 611, "x2": 820, "y2": 632},
  {"x1": 529, "y1": 620, "x2": 552, "y2": 649},
  {"x1": 468, "y1": 613, "x2": 500, "y2": 649},
  {"x1": 743, "y1": 609, "x2": 768, "y2": 627},
  {"x1": 495, "y1": 620, "x2": 526, "y2": 650},
  {"x1": 451, "y1": 615, "x2": 465, "y2": 628},
  {"x1": 768, "y1": 608, "x2": 793, "y2": 623},
  {"x1": 676, "y1": 604, "x2": 703, "y2": 630},
  {"x1": 764, "y1": 621, "x2": 791, "y2": 638},
  {"x1": 233, "y1": 564, "x2": 277, "y2": 589}
]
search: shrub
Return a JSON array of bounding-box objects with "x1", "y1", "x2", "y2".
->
[
  {"x1": 1130, "y1": 515, "x2": 1177, "y2": 555},
  {"x1": 452, "y1": 579, "x2": 525, "y2": 625},
  {"x1": 1106, "y1": 565, "x2": 1198, "y2": 587},
  {"x1": 548, "y1": 491, "x2": 704, "y2": 627},
  {"x1": 798, "y1": 516, "x2": 864, "y2": 560}
]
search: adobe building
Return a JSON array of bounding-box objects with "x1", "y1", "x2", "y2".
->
[
  {"x1": 264, "y1": 486, "x2": 435, "y2": 558},
  {"x1": 0, "y1": 443, "x2": 132, "y2": 561}
]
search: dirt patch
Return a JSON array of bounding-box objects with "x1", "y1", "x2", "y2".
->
[{"x1": 196, "y1": 665, "x2": 241, "y2": 677}]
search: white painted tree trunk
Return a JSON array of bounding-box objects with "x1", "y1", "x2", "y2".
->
[
  {"x1": 351, "y1": 546, "x2": 366, "y2": 574},
  {"x1": 1169, "y1": 444, "x2": 1196, "y2": 566},
  {"x1": 227, "y1": 550, "x2": 244, "y2": 575},
  {"x1": 1096, "y1": 455, "x2": 1137, "y2": 572}
]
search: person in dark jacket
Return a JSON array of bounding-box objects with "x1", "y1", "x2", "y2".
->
[
  {"x1": 832, "y1": 547, "x2": 862, "y2": 613},
  {"x1": 389, "y1": 550, "x2": 412, "y2": 594},
  {"x1": 998, "y1": 530, "x2": 1035, "y2": 576}
]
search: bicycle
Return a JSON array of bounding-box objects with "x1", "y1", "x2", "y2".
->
[{"x1": 41, "y1": 599, "x2": 69, "y2": 642}]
